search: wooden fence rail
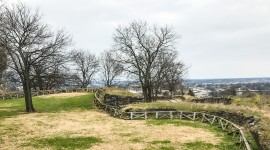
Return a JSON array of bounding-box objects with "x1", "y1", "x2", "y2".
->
[{"x1": 94, "y1": 90, "x2": 252, "y2": 150}]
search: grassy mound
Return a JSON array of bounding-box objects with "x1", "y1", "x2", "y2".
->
[
  {"x1": 0, "y1": 92, "x2": 94, "y2": 120},
  {"x1": 0, "y1": 90, "x2": 254, "y2": 149}
]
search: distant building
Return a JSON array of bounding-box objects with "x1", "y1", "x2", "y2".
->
[{"x1": 192, "y1": 87, "x2": 211, "y2": 97}]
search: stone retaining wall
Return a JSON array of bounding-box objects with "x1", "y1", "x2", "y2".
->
[
  {"x1": 103, "y1": 94, "x2": 144, "y2": 106},
  {"x1": 192, "y1": 97, "x2": 233, "y2": 104}
]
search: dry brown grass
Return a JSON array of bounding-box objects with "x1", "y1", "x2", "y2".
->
[
  {"x1": 0, "y1": 111, "x2": 221, "y2": 150},
  {"x1": 37, "y1": 92, "x2": 89, "y2": 99},
  {"x1": 103, "y1": 87, "x2": 139, "y2": 97}
]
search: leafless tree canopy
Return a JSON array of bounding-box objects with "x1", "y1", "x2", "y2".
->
[
  {"x1": 0, "y1": 1, "x2": 6, "y2": 82},
  {"x1": 0, "y1": 3, "x2": 71, "y2": 112},
  {"x1": 112, "y1": 21, "x2": 184, "y2": 102},
  {"x1": 0, "y1": 49, "x2": 6, "y2": 82},
  {"x1": 71, "y1": 50, "x2": 99, "y2": 88},
  {"x1": 163, "y1": 61, "x2": 187, "y2": 96},
  {"x1": 30, "y1": 54, "x2": 70, "y2": 90},
  {"x1": 152, "y1": 50, "x2": 178, "y2": 97},
  {"x1": 100, "y1": 51, "x2": 123, "y2": 87}
]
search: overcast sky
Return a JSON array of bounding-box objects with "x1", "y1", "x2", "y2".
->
[{"x1": 7, "y1": 0, "x2": 270, "y2": 79}]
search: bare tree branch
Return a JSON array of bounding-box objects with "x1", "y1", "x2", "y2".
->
[
  {"x1": 99, "y1": 50, "x2": 123, "y2": 87},
  {"x1": 71, "y1": 49, "x2": 99, "y2": 88}
]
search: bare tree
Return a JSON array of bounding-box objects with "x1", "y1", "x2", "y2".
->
[
  {"x1": 71, "y1": 50, "x2": 99, "y2": 88},
  {"x1": 0, "y1": 48, "x2": 6, "y2": 82},
  {"x1": 0, "y1": 1, "x2": 6, "y2": 83},
  {"x1": 30, "y1": 53, "x2": 70, "y2": 90},
  {"x1": 152, "y1": 50, "x2": 178, "y2": 98},
  {"x1": 100, "y1": 51, "x2": 123, "y2": 87},
  {"x1": 0, "y1": 4, "x2": 71, "y2": 112},
  {"x1": 112, "y1": 21, "x2": 179, "y2": 102},
  {"x1": 164, "y1": 61, "x2": 186, "y2": 97}
]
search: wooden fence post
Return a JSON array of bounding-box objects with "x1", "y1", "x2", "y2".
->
[
  {"x1": 193, "y1": 112, "x2": 196, "y2": 121},
  {"x1": 145, "y1": 112, "x2": 147, "y2": 120},
  {"x1": 211, "y1": 116, "x2": 216, "y2": 125},
  {"x1": 156, "y1": 112, "x2": 159, "y2": 119},
  {"x1": 179, "y1": 111, "x2": 182, "y2": 120},
  {"x1": 201, "y1": 113, "x2": 205, "y2": 122},
  {"x1": 130, "y1": 112, "x2": 133, "y2": 120}
]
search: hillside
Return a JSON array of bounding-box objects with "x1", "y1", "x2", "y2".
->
[{"x1": 0, "y1": 92, "x2": 240, "y2": 150}]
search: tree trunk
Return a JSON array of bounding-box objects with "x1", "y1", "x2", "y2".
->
[
  {"x1": 170, "y1": 90, "x2": 173, "y2": 98},
  {"x1": 23, "y1": 78, "x2": 35, "y2": 112},
  {"x1": 142, "y1": 86, "x2": 148, "y2": 102},
  {"x1": 147, "y1": 86, "x2": 152, "y2": 102}
]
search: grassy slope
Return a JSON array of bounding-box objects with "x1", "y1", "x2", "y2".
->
[
  {"x1": 0, "y1": 92, "x2": 241, "y2": 150},
  {"x1": 0, "y1": 93, "x2": 99, "y2": 150},
  {"x1": 0, "y1": 93, "x2": 94, "y2": 121}
]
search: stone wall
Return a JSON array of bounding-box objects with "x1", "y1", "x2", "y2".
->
[
  {"x1": 200, "y1": 111, "x2": 269, "y2": 150},
  {"x1": 192, "y1": 97, "x2": 233, "y2": 105},
  {"x1": 103, "y1": 94, "x2": 144, "y2": 107}
]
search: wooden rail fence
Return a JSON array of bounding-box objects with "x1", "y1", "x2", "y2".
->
[{"x1": 94, "y1": 90, "x2": 252, "y2": 150}]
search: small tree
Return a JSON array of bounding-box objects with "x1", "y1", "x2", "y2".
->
[
  {"x1": 164, "y1": 61, "x2": 186, "y2": 97},
  {"x1": 152, "y1": 50, "x2": 178, "y2": 98},
  {"x1": 71, "y1": 50, "x2": 99, "y2": 88},
  {"x1": 188, "y1": 89, "x2": 195, "y2": 96},
  {"x1": 100, "y1": 51, "x2": 123, "y2": 87},
  {"x1": 0, "y1": 4, "x2": 71, "y2": 112}
]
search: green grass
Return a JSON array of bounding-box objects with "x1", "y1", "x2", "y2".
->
[
  {"x1": 26, "y1": 136, "x2": 101, "y2": 150},
  {"x1": 183, "y1": 141, "x2": 216, "y2": 150},
  {"x1": 144, "y1": 145, "x2": 176, "y2": 150},
  {"x1": 0, "y1": 93, "x2": 94, "y2": 121},
  {"x1": 147, "y1": 119, "x2": 207, "y2": 128},
  {"x1": 151, "y1": 140, "x2": 171, "y2": 144},
  {"x1": 130, "y1": 137, "x2": 143, "y2": 143},
  {"x1": 158, "y1": 146, "x2": 175, "y2": 150},
  {"x1": 144, "y1": 146, "x2": 175, "y2": 150},
  {"x1": 34, "y1": 94, "x2": 94, "y2": 112}
]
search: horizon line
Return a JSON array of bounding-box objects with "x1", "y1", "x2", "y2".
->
[{"x1": 186, "y1": 77, "x2": 270, "y2": 80}]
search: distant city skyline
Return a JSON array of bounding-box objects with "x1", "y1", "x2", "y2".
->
[{"x1": 6, "y1": 0, "x2": 270, "y2": 79}]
